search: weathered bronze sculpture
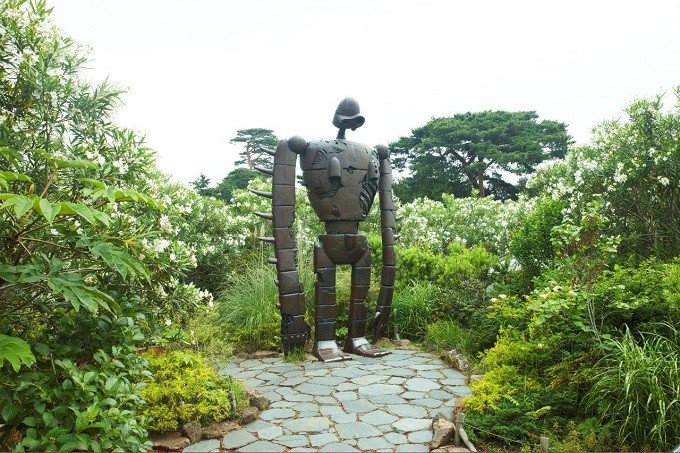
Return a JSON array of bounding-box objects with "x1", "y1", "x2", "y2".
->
[{"x1": 252, "y1": 98, "x2": 397, "y2": 362}]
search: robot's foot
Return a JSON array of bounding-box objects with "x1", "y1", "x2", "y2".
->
[
  {"x1": 345, "y1": 337, "x2": 391, "y2": 358},
  {"x1": 314, "y1": 340, "x2": 350, "y2": 363}
]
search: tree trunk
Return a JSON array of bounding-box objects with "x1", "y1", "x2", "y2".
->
[
  {"x1": 246, "y1": 146, "x2": 253, "y2": 170},
  {"x1": 477, "y1": 169, "x2": 485, "y2": 197}
]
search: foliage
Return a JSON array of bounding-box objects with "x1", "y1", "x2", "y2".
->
[
  {"x1": 510, "y1": 197, "x2": 565, "y2": 285},
  {"x1": 1, "y1": 327, "x2": 151, "y2": 452},
  {"x1": 0, "y1": 2, "x2": 219, "y2": 450},
  {"x1": 530, "y1": 90, "x2": 680, "y2": 259},
  {"x1": 185, "y1": 309, "x2": 234, "y2": 363},
  {"x1": 586, "y1": 325, "x2": 680, "y2": 451},
  {"x1": 141, "y1": 349, "x2": 248, "y2": 433},
  {"x1": 230, "y1": 128, "x2": 278, "y2": 170},
  {"x1": 190, "y1": 173, "x2": 211, "y2": 195},
  {"x1": 387, "y1": 281, "x2": 437, "y2": 339},
  {"x1": 397, "y1": 194, "x2": 529, "y2": 259},
  {"x1": 391, "y1": 111, "x2": 570, "y2": 199},
  {"x1": 210, "y1": 168, "x2": 258, "y2": 203},
  {"x1": 397, "y1": 242, "x2": 497, "y2": 329},
  {"x1": 0, "y1": 335, "x2": 35, "y2": 372},
  {"x1": 217, "y1": 265, "x2": 281, "y2": 351},
  {"x1": 422, "y1": 320, "x2": 475, "y2": 354}
]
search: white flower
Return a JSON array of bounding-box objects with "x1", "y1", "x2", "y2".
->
[
  {"x1": 165, "y1": 319, "x2": 172, "y2": 326},
  {"x1": 659, "y1": 176, "x2": 670, "y2": 186}
]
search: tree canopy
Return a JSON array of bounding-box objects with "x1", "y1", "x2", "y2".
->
[
  {"x1": 230, "y1": 128, "x2": 278, "y2": 170},
  {"x1": 391, "y1": 111, "x2": 571, "y2": 201}
]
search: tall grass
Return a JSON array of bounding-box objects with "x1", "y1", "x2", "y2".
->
[
  {"x1": 388, "y1": 282, "x2": 437, "y2": 339},
  {"x1": 586, "y1": 324, "x2": 680, "y2": 451},
  {"x1": 217, "y1": 265, "x2": 280, "y2": 351},
  {"x1": 423, "y1": 320, "x2": 475, "y2": 353}
]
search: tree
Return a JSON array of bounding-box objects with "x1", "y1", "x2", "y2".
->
[
  {"x1": 191, "y1": 173, "x2": 212, "y2": 195},
  {"x1": 212, "y1": 168, "x2": 258, "y2": 202},
  {"x1": 391, "y1": 111, "x2": 571, "y2": 200},
  {"x1": 230, "y1": 128, "x2": 278, "y2": 170}
]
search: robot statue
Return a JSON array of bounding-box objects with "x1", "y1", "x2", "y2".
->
[{"x1": 252, "y1": 98, "x2": 397, "y2": 362}]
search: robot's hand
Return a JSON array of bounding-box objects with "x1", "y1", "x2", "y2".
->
[{"x1": 370, "y1": 308, "x2": 390, "y2": 341}]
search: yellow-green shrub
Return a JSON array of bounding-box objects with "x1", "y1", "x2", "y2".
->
[
  {"x1": 464, "y1": 365, "x2": 539, "y2": 414},
  {"x1": 140, "y1": 349, "x2": 248, "y2": 433}
]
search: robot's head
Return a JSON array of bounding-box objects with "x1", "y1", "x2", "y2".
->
[{"x1": 333, "y1": 97, "x2": 365, "y2": 131}]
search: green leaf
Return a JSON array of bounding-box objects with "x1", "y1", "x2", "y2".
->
[
  {"x1": 1, "y1": 403, "x2": 19, "y2": 422},
  {"x1": 38, "y1": 197, "x2": 61, "y2": 223},
  {"x1": 89, "y1": 208, "x2": 111, "y2": 227},
  {"x1": 0, "y1": 334, "x2": 36, "y2": 372},
  {"x1": 1, "y1": 194, "x2": 35, "y2": 218},
  {"x1": 0, "y1": 170, "x2": 32, "y2": 183},
  {"x1": 64, "y1": 202, "x2": 96, "y2": 224},
  {"x1": 38, "y1": 151, "x2": 97, "y2": 170},
  {"x1": 0, "y1": 146, "x2": 23, "y2": 166},
  {"x1": 34, "y1": 343, "x2": 50, "y2": 356},
  {"x1": 22, "y1": 416, "x2": 38, "y2": 427},
  {"x1": 47, "y1": 277, "x2": 114, "y2": 314},
  {"x1": 42, "y1": 411, "x2": 58, "y2": 427}
]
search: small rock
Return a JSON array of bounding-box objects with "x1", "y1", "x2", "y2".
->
[
  {"x1": 202, "y1": 420, "x2": 238, "y2": 439},
  {"x1": 249, "y1": 350, "x2": 279, "y2": 359},
  {"x1": 432, "y1": 446, "x2": 472, "y2": 453},
  {"x1": 181, "y1": 420, "x2": 202, "y2": 444},
  {"x1": 250, "y1": 392, "x2": 271, "y2": 410},
  {"x1": 392, "y1": 339, "x2": 411, "y2": 347},
  {"x1": 445, "y1": 349, "x2": 470, "y2": 373},
  {"x1": 238, "y1": 406, "x2": 259, "y2": 425},
  {"x1": 430, "y1": 418, "x2": 456, "y2": 449},
  {"x1": 150, "y1": 433, "x2": 190, "y2": 451}
]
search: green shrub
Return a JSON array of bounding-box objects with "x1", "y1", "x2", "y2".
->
[
  {"x1": 586, "y1": 325, "x2": 680, "y2": 451},
  {"x1": 510, "y1": 197, "x2": 565, "y2": 286},
  {"x1": 140, "y1": 349, "x2": 247, "y2": 433},
  {"x1": 1, "y1": 328, "x2": 151, "y2": 452},
  {"x1": 217, "y1": 265, "x2": 280, "y2": 351},
  {"x1": 531, "y1": 90, "x2": 680, "y2": 259},
  {"x1": 388, "y1": 282, "x2": 437, "y2": 340},
  {"x1": 397, "y1": 243, "x2": 498, "y2": 327},
  {"x1": 186, "y1": 309, "x2": 234, "y2": 363}
]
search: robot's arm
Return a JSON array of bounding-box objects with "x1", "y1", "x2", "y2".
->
[
  {"x1": 253, "y1": 136, "x2": 309, "y2": 354},
  {"x1": 371, "y1": 144, "x2": 398, "y2": 341}
]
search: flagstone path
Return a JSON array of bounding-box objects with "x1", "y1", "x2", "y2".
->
[{"x1": 184, "y1": 349, "x2": 471, "y2": 452}]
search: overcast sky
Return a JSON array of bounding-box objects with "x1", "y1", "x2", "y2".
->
[{"x1": 51, "y1": 0, "x2": 680, "y2": 184}]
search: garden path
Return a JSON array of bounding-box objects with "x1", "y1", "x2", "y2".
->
[{"x1": 184, "y1": 348, "x2": 470, "y2": 452}]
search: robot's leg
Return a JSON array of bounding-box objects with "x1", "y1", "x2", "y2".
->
[
  {"x1": 313, "y1": 241, "x2": 345, "y2": 362},
  {"x1": 344, "y1": 248, "x2": 390, "y2": 358}
]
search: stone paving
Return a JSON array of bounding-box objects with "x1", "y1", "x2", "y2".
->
[{"x1": 185, "y1": 349, "x2": 471, "y2": 452}]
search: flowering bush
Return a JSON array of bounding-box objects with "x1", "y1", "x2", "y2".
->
[
  {"x1": 0, "y1": 1, "x2": 217, "y2": 450},
  {"x1": 529, "y1": 90, "x2": 680, "y2": 259},
  {"x1": 396, "y1": 193, "x2": 531, "y2": 260}
]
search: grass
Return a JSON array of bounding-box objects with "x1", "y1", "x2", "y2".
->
[
  {"x1": 423, "y1": 319, "x2": 475, "y2": 353},
  {"x1": 217, "y1": 264, "x2": 280, "y2": 351},
  {"x1": 586, "y1": 323, "x2": 680, "y2": 451},
  {"x1": 283, "y1": 347, "x2": 307, "y2": 363},
  {"x1": 388, "y1": 281, "x2": 437, "y2": 340}
]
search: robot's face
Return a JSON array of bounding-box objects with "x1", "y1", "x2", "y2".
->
[{"x1": 339, "y1": 115, "x2": 365, "y2": 131}]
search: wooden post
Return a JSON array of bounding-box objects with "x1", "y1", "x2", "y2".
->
[
  {"x1": 540, "y1": 436, "x2": 549, "y2": 453},
  {"x1": 453, "y1": 412, "x2": 465, "y2": 447}
]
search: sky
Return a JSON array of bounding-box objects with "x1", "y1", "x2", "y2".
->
[{"x1": 50, "y1": 0, "x2": 680, "y2": 185}]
